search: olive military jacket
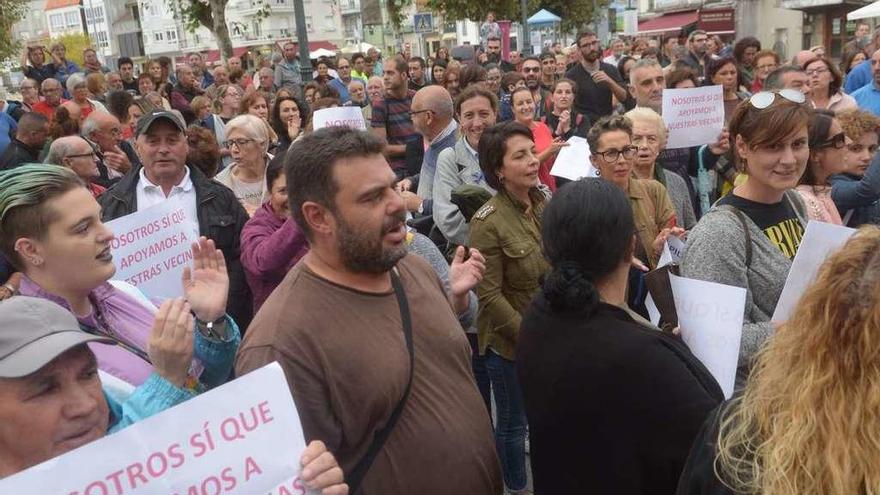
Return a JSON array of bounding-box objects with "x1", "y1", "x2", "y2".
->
[
  {"x1": 469, "y1": 188, "x2": 550, "y2": 361},
  {"x1": 629, "y1": 178, "x2": 676, "y2": 269}
]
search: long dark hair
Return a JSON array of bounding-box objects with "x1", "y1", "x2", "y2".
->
[
  {"x1": 541, "y1": 178, "x2": 635, "y2": 312},
  {"x1": 801, "y1": 109, "x2": 836, "y2": 186},
  {"x1": 270, "y1": 95, "x2": 308, "y2": 140}
]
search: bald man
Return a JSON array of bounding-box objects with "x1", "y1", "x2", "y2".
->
[
  {"x1": 31, "y1": 78, "x2": 65, "y2": 120},
  {"x1": 792, "y1": 50, "x2": 817, "y2": 68},
  {"x1": 43, "y1": 135, "x2": 105, "y2": 195},
  {"x1": 401, "y1": 85, "x2": 458, "y2": 216},
  {"x1": 82, "y1": 111, "x2": 138, "y2": 179},
  {"x1": 0, "y1": 112, "x2": 48, "y2": 170}
]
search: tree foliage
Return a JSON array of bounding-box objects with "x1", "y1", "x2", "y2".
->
[
  {"x1": 0, "y1": 0, "x2": 30, "y2": 62},
  {"x1": 52, "y1": 33, "x2": 93, "y2": 66},
  {"x1": 166, "y1": 0, "x2": 273, "y2": 59},
  {"x1": 425, "y1": 0, "x2": 608, "y2": 33}
]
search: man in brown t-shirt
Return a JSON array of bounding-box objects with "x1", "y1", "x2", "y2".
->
[{"x1": 235, "y1": 127, "x2": 502, "y2": 494}]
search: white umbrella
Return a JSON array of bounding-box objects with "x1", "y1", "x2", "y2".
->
[
  {"x1": 310, "y1": 48, "x2": 337, "y2": 59},
  {"x1": 340, "y1": 42, "x2": 377, "y2": 54},
  {"x1": 849, "y1": 0, "x2": 880, "y2": 20}
]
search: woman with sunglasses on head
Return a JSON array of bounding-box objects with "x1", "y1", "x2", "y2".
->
[
  {"x1": 681, "y1": 89, "x2": 811, "y2": 387},
  {"x1": 804, "y1": 57, "x2": 856, "y2": 112},
  {"x1": 831, "y1": 109, "x2": 880, "y2": 226},
  {"x1": 795, "y1": 110, "x2": 850, "y2": 224},
  {"x1": 678, "y1": 227, "x2": 880, "y2": 495}
]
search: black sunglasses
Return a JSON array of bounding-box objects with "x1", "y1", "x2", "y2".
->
[{"x1": 817, "y1": 132, "x2": 846, "y2": 150}]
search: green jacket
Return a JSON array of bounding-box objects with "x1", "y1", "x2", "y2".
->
[{"x1": 469, "y1": 189, "x2": 550, "y2": 360}]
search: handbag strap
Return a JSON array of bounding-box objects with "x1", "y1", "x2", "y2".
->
[
  {"x1": 721, "y1": 205, "x2": 753, "y2": 267},
  {"x1": 347, "y1": 268, "x2": 415, "y2": 493}
]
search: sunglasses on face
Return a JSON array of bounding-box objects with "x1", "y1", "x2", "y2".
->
[
  {"x1": 817, "y1": 132, "x2": 847, "y2": 150},
  {"x1": 748, "y1": 89, "x2": 806, "y2": 109}
]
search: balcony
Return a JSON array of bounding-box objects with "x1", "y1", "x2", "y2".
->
[
  {"x1": 650, "y1": 0, "x2": 702, "y2": 12},
  {"x1": 339, "y1": 0, "x2": 360, "y2": 14}
]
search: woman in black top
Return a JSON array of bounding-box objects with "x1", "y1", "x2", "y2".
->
[
  {"x1": 543, "y1": 78, "x2": 590, "y2": 140},
  {"x1": 517, "y1": 178, "x2": 723, "y2": 494}
]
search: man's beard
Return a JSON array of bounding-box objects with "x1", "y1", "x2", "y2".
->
[
  {"x1": 583, "y1": 50, "x2": 599, "y2": 63},
  {"x1": 526, "y1": 78, "x2": 540, "y2": 90},
  {"x1": 336, "y1": 211, "x2": 408, "y2": 274},
  {"x1": 487, "y1": 52, "x2": 501, "y2": 63}
]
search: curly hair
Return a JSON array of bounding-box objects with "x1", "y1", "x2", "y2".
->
[
  {"x1": 586, "y1": 115, "x2": 633, "y2": 152},
  {"x1": 837, "y1": 108, "x2": 880, "y2": 142},
  {"x1": 716, "y1": 225, "x2": 880, "y2": 494}
]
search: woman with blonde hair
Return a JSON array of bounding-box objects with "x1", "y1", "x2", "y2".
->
[
  {"x1": 213, "y1": 114, "x2": 274, "y2": 215},
  {"x1": 678, "y1": 225, "x2": 880, "y2": 494}
]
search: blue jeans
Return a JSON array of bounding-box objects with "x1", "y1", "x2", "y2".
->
[
  {"x1": 468, "y1": 333, "x2": 492, "y2": 418},
  {"x1": 485, "y1": 349, "x2": 528, "y2": 491}
]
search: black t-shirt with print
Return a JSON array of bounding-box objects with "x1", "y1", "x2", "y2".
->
[{"x1": 717, "y1": 193, "x2": 804, "y2": 260}]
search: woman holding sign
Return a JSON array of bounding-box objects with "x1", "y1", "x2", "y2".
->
[
  {"x1": 518, "y1": 178, "x2": 722, "y2": 494},
  {"x1": 0, "y1": 165, "x2": 241, "y2": 398},
  {"x1": 678, "y1": 226, "x2": 880, "y2": 494},
  {"x1": 681, "y1": 90, "x2": 810, "y2": 387}
]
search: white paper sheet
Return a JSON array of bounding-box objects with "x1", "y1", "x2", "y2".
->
[
  {"x1": 662, "y1": 85, "x2": 724, "y2": 149},
  {"x1": 550, "y1": 136, "x2": 599, "y2": 181},
  {"x1": 771, "y1": 220, "x2": 856, "y2": 323},
  {"x1": 670, "y1": 274, "x2": 746, "y2": 399},
  {"x1": 312, "y1": 106, "x2": 367, "y2": 131}
]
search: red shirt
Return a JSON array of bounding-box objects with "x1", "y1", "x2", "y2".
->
[
  {"x1": 531, "y1": 121, "x2": 557, "y2": 191},
  {"x1": 31, "y1": 99, "x2": 66, "y2": 120}
]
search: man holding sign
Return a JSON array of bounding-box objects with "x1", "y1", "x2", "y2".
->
[{"x1": 236, "y1": 127, "x2": 502, "y2": 494}]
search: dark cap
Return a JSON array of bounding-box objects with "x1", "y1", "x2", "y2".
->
[
  {"x1": 0, "y1": 297, "x2": 115, "y2": 378},
  {"x1": 135, "y1": 110, "x2": 186, "y2": 138}
]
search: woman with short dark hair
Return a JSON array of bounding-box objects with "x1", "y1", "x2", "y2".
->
[
  {"x1": 518, "y1": 178, "x2": 722, "y2": 493},
  {"x1": 469, "y1": 121, "x2": 550, "y2": 495},
  {"x1": 804, "y1": 57, "x2": 857, "y2": 112}
]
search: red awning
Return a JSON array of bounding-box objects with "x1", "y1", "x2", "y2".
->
[
  {"x1": 179, "y1": 41, "x2": 339, "y2": 64},
  {"x1": 638, "y1": 11, "x2": 698, "y2": 35}
]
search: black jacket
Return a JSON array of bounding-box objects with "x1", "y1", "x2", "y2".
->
[
  {"x1": 517, "y1": 298, "x2": 723, "y2": 494},
  {"x1": 97, "y1": 165, "x2": 253, "y2": 330},
  {"x1": 0, "y1": 138, "x2": 42, "y2": 170}
]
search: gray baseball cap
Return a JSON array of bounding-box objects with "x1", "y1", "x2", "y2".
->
[
  {"x1": 0, "y1": 297, "x2": 115, "y2": 378},
  {"x1": 135, "y1": 109, "x2": 186, "y2": 138}
]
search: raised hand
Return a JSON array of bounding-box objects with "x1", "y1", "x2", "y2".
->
[
  {"x1": 148, "y1": 298, "x2": 195, "y2": 388},
  {"x1": 450, "y1": 246, "x2": 486, "y2": 296},
  {"x1": 287, "y1": 116, "x2": 301, "y2": 140},
  {"x1": 182, "y1": 237, "x2": 228, "y2": 323}
]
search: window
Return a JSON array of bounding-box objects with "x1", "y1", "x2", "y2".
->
[
  {"x1": 85, "y1": 6, "x2": 104, "y2": 24},
  {"x1": 324, "y1": 15, "x2": 336, "y2": 31},
  {"x1": 166, "y1": 29, "x2": 178, "y2": 41},
  {"x1": 275, "y1": 0, "x2": 287, "y2": 4},
  {"x1": 280, "y1": 27, "x2": 290, "y2": 36},
  {"x1": 252, "y1": 20, "x2": 262, "y2": 37},
  {"x1": 154, "y1": 30, "x2": 164, "y2": 42},
  {"x1": 92, "y1": 6, "x2": 104, "y2": 24},
  {"x1": 49, "y1": 13, "x2": 64, "y2": 30},
  {"x1": 64, "y1": 11, "x2": 80, "y2": 28},
  {"x1": 306, "y1": 16, "x2": 313, "y2": 32},
  {"x1": 94, "y1": 30, "x2": 109, "y2": 48}
]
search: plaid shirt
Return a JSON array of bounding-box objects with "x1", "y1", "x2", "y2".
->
[{"x1": 371, "y1": 89, "x2": 418, "y2": 170}]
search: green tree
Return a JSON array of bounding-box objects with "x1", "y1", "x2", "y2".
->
[
  {"x1": 426, "y1": 0, "x2": 607, "y2": 33},
  {"x1": 53, "y1": 33, "x2": 93, "y2": 66},
  {"x1": 166, "y1": 0, "x2": 272, "y2": 60},
  {"x1": 1, "y1": 0, "x2": 30, "y2": 62}
]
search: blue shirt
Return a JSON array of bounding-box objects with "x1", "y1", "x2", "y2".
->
[
  {"x1": 0, "y1": 112, "x2": 17, "y2": 157},
  {"x1": 852, "y1": 83, "x2": 880, "y2": 116},
  {"x1": 845, "y1": 59, "x2": 872, "y2": 94},
  {"x1": 328, "y1": 77, "x2": 351, "y2": 103}
]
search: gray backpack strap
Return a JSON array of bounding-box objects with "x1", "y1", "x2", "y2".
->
[{"x1": 720, "y1": 205, "x2": 753, "y2": 267}]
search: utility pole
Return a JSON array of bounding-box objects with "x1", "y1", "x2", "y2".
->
[
  {"x1": 293, "y1": 0, "x2": 314, "y2": 83},
  {"x1": 520, "y1": 0, "x2": 530, "y2": 55}
]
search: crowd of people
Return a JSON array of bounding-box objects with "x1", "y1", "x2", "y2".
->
[{"x1": 2, "y1": 19, "x2": 880, "y2": 494}]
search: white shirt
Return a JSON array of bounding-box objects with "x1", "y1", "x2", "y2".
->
[{"x1": 135, "y1": 166, "x2": 200, "y2": 237}]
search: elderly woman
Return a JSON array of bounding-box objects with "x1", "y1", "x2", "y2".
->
[
  {"x1": 625, "y1": 107, "x2": 697, "y2": 229},
  {"x1": 804, "y1": 57, "x2": 857, "y2": 112},
  {"x1": 66, "y1": 72, "x2": 107, "y2": 120},
  {"x1": 214, "y1": 114, "x2": 273, "y2": 216},
  {"x1": 469, "y1": 121, "x2": 551, "y2": 495},
  {"x1": 86, "y1": 72, "x2": 107, "y2": 104},
  {"x1": 240, "y1": 159, "x2": 309, "y2": 312},
  {"x1": 0, "y1": 164, "x2": 241, "y2": 395},
  {"x1": 750, "y1": 49, "x2": 779, "y2": 93}
]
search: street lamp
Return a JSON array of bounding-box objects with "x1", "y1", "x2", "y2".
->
[{"x1": 293, "y1": 0, "x2": 313, "y2": 83}]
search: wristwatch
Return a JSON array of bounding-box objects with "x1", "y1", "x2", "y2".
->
[
  {"x1": 195, "y1": 315, "x2": 230, "y2": 341},
  {"x1": 417, "y1": 200, "x2": 424, "y2": 215}
]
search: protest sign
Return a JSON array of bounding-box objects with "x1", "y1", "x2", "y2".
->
[
  {"x1": 312, "y1": 106, "x2": 367, "y2": 131},
  {"x1": 656, "y1": 236, "x2": 686, "y2": 268},
  {"x1": 105, "y1": 196, "x2": 200, "y2": 300},
  {"x1": 0, "y1": 362, "x2": 311, "y2": 495},
  {"x1": 772, "y1": 220, "x2": 856, "y2": 323},
  {"x1": 670, "y1": 273, "x2": 745, "y2": 399},
  {"x1": 550, "y1": 136, "x2": 598, "y2": 181},
  {"x1": 662, "y1": 85, "x2": 724, "y2": 149}
]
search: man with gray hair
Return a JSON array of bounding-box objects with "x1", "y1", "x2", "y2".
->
[
  {"x1": 169, "y1": 65, "x2": 203, "y2": 125},
  {"x1": 43, "y1": 136, "x2": 104, "y2": 194},
  {"x1": 764, "y1": 65, "x2": 812, "y2": 98},
  {"x1": 629, "y1": 58, "x2": 665, "y2": 113},
  {"x1": 81, "y1": 111, "x2": 139, "y2": 180},
  {"x1": 400, "y1": 85, "x2": 457, "y2": 218}
]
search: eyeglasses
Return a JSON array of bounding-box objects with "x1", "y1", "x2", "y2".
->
[
  {"x1": 805, "y1": 67, "x2": 829, "y2": 77},
  {"x1": 66, "y1": 151, "x2": 97, "y2": 160},
  {"x1": 523, "y1": 67, "x2": 541, "y2": 73},
  {"x1": 756, "y1": 63, "x2": 778, "y2": 72},
  {"x1": 409, "y1": 109, "x2": 432, "y2": 117},
  {"x1": 748, "y1": 89, "x2": 806, "y2": 109},
  {"x1": 817, "y1": 131, "x2": 847, "y2": 150},
  {"x1": 594, "y1": 146, "x2": 637, "y2": 162},
  {"x1": 226, "y1": 138, "x2": 256, "y2": 148}
]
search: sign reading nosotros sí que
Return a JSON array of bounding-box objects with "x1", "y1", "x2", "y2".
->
[
  {"x1": 662, "y1": 85, "x2": 725, "y2": 149},
  {"x1": 0, "y1": 363, "x2": 310, "y2": 495},
  {"x1": 105, "y1": 196, "x2": 200, "y2": 300},
  {"x1": 312, "y1": 106, "x2": 367, "y2": 131}
]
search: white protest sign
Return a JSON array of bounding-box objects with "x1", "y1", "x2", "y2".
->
[
  {"x1": 550, "y1": 136, "x2": 599, "y2": 181},
  {"x1": 670, "y1": 273, "x2": 745, "y2": 399},
  {"x1": 0, "y1": 362, "x2": 313, "y2": 494},
  {"x1": 662, "y1": 85, "x2": 724, "y2": 149},
  {"x1": 771, "y1": 220, "x2": 856, "y2": 323},
  {"x1": 106, "y1": 196, "x2": 200, "y2": 300},
  {"x1": 312, "y1": 106, "x2": 367, "y2": 131}
]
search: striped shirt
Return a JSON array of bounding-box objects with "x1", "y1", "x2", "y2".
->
[{"x1": 371, "y1": 90, "x2": 418, "y2": 170}]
